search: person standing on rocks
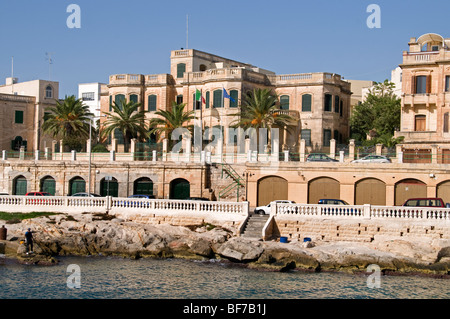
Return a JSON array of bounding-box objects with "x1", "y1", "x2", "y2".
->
[{"x1": 25, "y1": 228, "x2": 34, "y2": 254}]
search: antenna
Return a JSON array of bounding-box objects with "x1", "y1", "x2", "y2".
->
[
  {"x1": 45, "y1": 52, "x2": 54, "y2": 80},
  {"x1": 186, "y1": 14, "x2": 189, "y2": 49}
]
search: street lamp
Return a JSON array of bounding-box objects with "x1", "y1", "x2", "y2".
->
[
  {"x1": 243, "y1": 170, "x2": 255, "y2": 202},
  {"x1": 88, "y1": 114, "x2": 106, "y2": 195}
]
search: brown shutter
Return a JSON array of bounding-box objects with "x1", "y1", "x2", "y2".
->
[
  {"x1": 426, "y1": 75, "x2": 431, "y2": 93},
  {"x1": 411, "y1": 75, "x2": 416, "y2": 94}
]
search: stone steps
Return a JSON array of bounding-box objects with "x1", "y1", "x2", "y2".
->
[{"x1": 241, "y1": 214, "x2": 270, "y2": 239}]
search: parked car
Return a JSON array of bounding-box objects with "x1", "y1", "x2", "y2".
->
[
  {"x1": 254, "y1": 200, "x2": 295, "y2": 215},
  {"x1": 306, "y1": 154, "x2": 339, "y2": 162},
  {"x1": 71, "y1": 192, "x2": 102, "y2": 197},
  {"x1": 402, "y1": 198, "x2": 448, "y2": 208},
  {"x1": 128, "y1": 194, "x2": 155, "y2": 199},
  {"x1": 318, "y1": 199, "x2": 349, "y2": 205},
  {"x1": 352, "y1": 155, "x2": 391, "y2": 163},
  {"x1": 25, "y1": 192, "x2": 52, "y2": 196},
  {"x1": 118, "y1": 194, "x2": 155, "y2": 208}
]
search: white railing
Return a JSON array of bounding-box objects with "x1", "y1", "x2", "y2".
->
[
  {"x1": 275, "y1": 203, "x2": 450, "y2": 223},
  {"x1": 0, "y1": 195, "x2": 249, "y2": 216}
]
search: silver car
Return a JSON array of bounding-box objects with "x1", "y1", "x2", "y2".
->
[
  {"x1": 254, "y1": 200, "x2": 295, "y2": 215},
  {"x1": 351, "y1": 155, "x2": 391, "y2": 163}
]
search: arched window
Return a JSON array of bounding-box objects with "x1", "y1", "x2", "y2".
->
[
  {"x1": 45, "y1": 85, "x2": 53, "y2": 98},
  {"x1": 199, "y1": 64, "x2": 207, "y2": 71},
  {"x1": 69, "y1": 177, "x2": 86, "y2": 195},
  {"x1": 100, "y1": 177, "x2": 119, "y2": 197},
  {"x1": 13, "y1": 175, "x2": 27, "y2": 195},
  {"x1": 40, "y1": 176, "x2": 56, "y2": 195},
  {"x1": 134, "y1": 177, "x2": 154, "y2": 196},
  {"x1": 280, "y1": 95, "x2": 290, "y2": 110},
  {"x1": 129, "y1": 94, "x2": 138, "y2": 104}
]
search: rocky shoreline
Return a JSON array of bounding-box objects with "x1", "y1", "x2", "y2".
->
[{"x1": 1, "y1": 212, "x2": 450, "y2": 278}]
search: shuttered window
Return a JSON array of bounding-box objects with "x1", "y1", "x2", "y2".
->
[
  {"x1": 177, "y1": 63, "x2": 186, "y2": 78},
  {"x1": 324, "y1": 94, "x2": 332, "y2": 112},
  {"x1": 230, "y1": 90, "x2": 239, "y2": 108},
  {"x1": 301, "y1": 129, "x2": 311, "y2": 146},
  {"x1": 148, "y1": 95, "x2": 157, "y2": 111},
  {"x1": 15, "y1": 110, "x2": 24, "y2": 124},
  {"x1": 280, "y1": 95, "x2": 289, "y2": 110},
  {"x1": 415, "y1": 76, "x2": 427, "y2": 94},
  {"x1": 302, "y1": 94, "x2": 312, "y2": 112},
  {"x1": 323, "y1": 129, "x2": 332, "y2": 146},
  {"x1": 446, "y1": 76, "x2": 450, "y2": 92},
  {"x1": 130, "y1": 94, "x2": 138, "y2": 104},
  {"x1": 115, "y1": 94, "x2": 125, "y2": 110},
  {"x1": 334, "y1": 96, "x2": 340, "y2": 113},
  {"x1": 205, "y1": 91, "x2": 210, "y2": 108},
  {"x1": 213, "y1": 90, "x2": 222, "y2": 108}
]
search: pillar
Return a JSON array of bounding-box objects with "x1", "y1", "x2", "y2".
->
[
  {"x1": 300, "y1": 139, "x2": 306, "y2": 162},
  {"x1": 329, "y1": 139, "x2": 336, "y2": 159},
  {"x1": 376, "y1": 143, "x2": 383, "y2": 156},
  {"x1": 349, "y1": 139, "x2": 355, "y2": 161}
]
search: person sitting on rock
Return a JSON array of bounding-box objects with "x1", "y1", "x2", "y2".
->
[{"x1": 25, "y1": 228, "x2": 33, "y2": 254}]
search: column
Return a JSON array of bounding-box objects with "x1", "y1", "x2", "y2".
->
[
  {"x1": 376, "y1": 143, "x2": 383, "y2": 156},
  {"x1": 431, "y1": 144, "x2": 438, "y2": 164},
  {"x1": 300, "y1": 139, "x2": 306, "y2": 162}
]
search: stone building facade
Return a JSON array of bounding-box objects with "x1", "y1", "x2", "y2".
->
[{"x1": 100, "y1": 49, "x2": 352, "y2": 153}]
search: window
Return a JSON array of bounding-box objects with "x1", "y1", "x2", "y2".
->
[
  {"x1": 176, "y1": 95, "x2": 183, "y2": 104},
  {"x1": 45, "y1": 85, "x2": 53, "y2": 98},
  {"x1": 301, "y1": 129, "x2": 311, "y2": 146},
  {"x1": 15, "y1": 110, "x2": 24, "y2": 124},
  {"x1": 415, "y1": 115, "x2": 426, "y2": 132},
  {"x1": 43, "y1": 112, "x2": 51, "y2": 122},
  {"x1": 302, "y1": 94, "x2": 312, "y2": 112},
  {"x1": 213, "y1": 89, "x2": 222, "y2": 108},
  {"x1": 324, "y1": 94, "x2": 332, "y2": 112},
  {"x1": 230, "y1": 90, "x2": 239, "y2": 108},
  {"x1": 177, "y1": 63, "x2": 186, "y2": 78},
  {"x1": 334, "y1": 96, "x2": 340, "y2": 113},
  {"x1": 115, "y1": 94, "x2": 125, "y2": 110},
  {"x1": 323, "y1": 129, "x2": 332, "y2": 147},
  {"x1": 205, "y1": 91, "x2": 210, "y2": 109},
  {"x1": 340, "y1": 100, "x2": 343, "y2": 117},
  {"x1": 192, "y1": 93, "x2": 201, "y2": 110},
  {"x1": 415, "y1": 75, "x2": 428, "y2": 94},
  {"x1": 129, "y1": 94, "x2": 138, "y2": 104},
  {"x1": 446, "y1": 76, "x2": 450, "y2": 92},
  {"x1": 333, "y1": 130, "x2": 339, "y2": 141},
  {"x1": 148, "y1": 95, "x2": 157, "y2": 111},
  {"x1": 280, "y1": 95, "x2": 290, "y2": 110},
  {"x1": 444, "y1": 113, "x2": 449, "y2": 133},
  {"x1": 82, "y1": 92, "x2": 95, "y2": 101}
]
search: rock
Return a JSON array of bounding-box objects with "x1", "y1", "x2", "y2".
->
[
  {"x1": 436, "y1": 247, "x2": 450, "y2": 262},
  {"x1": 216, "y1": 238, "x2": 264, "y2": 262},
  {"x1": 253, "y1": 245, "x2": 320, "y2": 271}
]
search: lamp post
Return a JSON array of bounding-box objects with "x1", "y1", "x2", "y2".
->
[
  {"x1": 87, "y1": 113, "x2": 105, "y2": 195},
  {"x1": 243, "y1": 170, "x2": 254, "y2": 202}
]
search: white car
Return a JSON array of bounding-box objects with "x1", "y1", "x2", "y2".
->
[
  {"x1": 254, "y1": 200, "x2": 295, "y2": 215},
  {"x1": 351, "y1": 155, "x2": 391, "y2": 163}
]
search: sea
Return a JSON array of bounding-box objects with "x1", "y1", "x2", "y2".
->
[{"x1": 0, "y1": 255, "x2": 448, "y2": 300}]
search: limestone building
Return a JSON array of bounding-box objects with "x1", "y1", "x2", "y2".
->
[
  {"x1": 395, "y1": 33, "x2": 450, "y2": 162},
  {"x1": 100, "y1": 49, "x2": 352, "y2": 153},
  {"x1": 0, "y1": 77, "x2": 59, "y2": 152}
]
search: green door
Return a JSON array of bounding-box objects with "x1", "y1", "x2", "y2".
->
[
  {"x1": 69, "y1": 177, "x2": 86, "y2": 195},
  {"x1": 41, "y1": 177, "x2": 56, "y2": 195},
  {"x1": 100, "y1": 178, "x2": 119, "y2": 197},
  {"x1": 134, "y1": 178, "x2": 153, "y2": 196},
  {"x1": 170, "y1": 179, "x2": 190, "y2": 200},
  {"x1": 14, "y1": 176, "x2": 27, "y2": 195}
]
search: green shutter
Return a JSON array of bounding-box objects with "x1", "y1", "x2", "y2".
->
[
  {"x1": 323, "y1": 129, "x2": 331, "y2": 147},
  {"x1": 170, "y1": 179, "x2": 190, "y2": 199},
  {"x1": 134, "y1": 178, "x2": 153, "y2": 196},
  {"x1": 109, "y1": 95, "x2": 113, "y2": 111},
  {"x1": 213, "y1": 90, "x2": 222, "y2": 108},
  {"x1": 70, "y1": 178, "x2": 86, "y2": 195},
  {"x1": 302, "y1": 94, "x2": 312, "y2": 112},
  {"x1": 14, "y1": 176, "x2": 27, "y2": 195},
  {"x1": 205, "y1": 91, "x2": 210, "y2": 108},
  {"x1": 301, "y1": 129, "x2": 311, "y2": 146},
  {"x1": 41, "y1": 177, "x2": 56, "y2": 195},
  {"x1": 280, "y1": 95, "x2": 289, "y2": 110},
  {"x1": 101, "y1": 178, "x2": 119, "y2": 197},
  {"x1": 130, "y1": 94, "x2": 138, "y2": 104},
  {"x1": 15, "y1": 110, "x2": 24, "y2": 124},
  {"x1": 177, "y1": 63, "x2": 186, "y2": 78},
  {"x1": 115, "y1": 94, "x2": 125, "y2": 110},
  {"x1": 148, "y1": 95, "x2": 157, "y2": 111},
  {"x1": 230, "y1": 90, "x2": 239, "y2": 108}
]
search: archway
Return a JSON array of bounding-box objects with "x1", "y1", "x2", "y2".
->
[
  {"x1": 13, "y1": 175, "x2": 27, "y2": 195},
  {"x1": 395, "y1": 179, "x2": 426, "y2": 206},
  {"x1": 170, "y1": 178, "x2": 190, "y2": 200},
  {"x1": 257, "y1": 176, "x2": 288, "y2": 206},
  {"x1": 308, "y1": 177, "x2": 340, "y2": 204},
  {"x1": 100, "y1": 177, "x2": 119, "y2": 197},
  {"x1": 436, "y1": 180, "x2": 450, "y2": 205},
  {"x1": 134, "y1": 177, "x2": 154, "y2": 196},
  {"x1": 355, "y1": 178, "x2": 386, "y2": 205},
  {"x1": 40, "y1": 176, "x2": 56, "y2": 195},
  {"x1": 69, "y1": 177, "x2": 86, "y2": 195}
]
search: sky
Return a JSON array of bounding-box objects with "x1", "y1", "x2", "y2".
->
[{"x1": 0, "y1": 0, "x2": 449, "y2": 98}]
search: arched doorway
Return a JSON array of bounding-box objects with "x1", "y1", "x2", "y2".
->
[
  {"x1": 100, "y1": 177, "x2": 119, "y2": 197},
  {"x1": 355, "y1": 178, "x2": 386, "y2": 205},
  {"x1": 69, "y1": 177, "x2": 86, "y2": 195},
  {"x1": 134, "y1": 177, "x2": 153, "y2": 196},
  {"x1": 13, "y1": 175, "x2": 27, "y2": 195},
  {"x1": 395, "y1": 179, "x2": 426, "y2": 206},
  {"x1": 437, "y1": 180, "x2": 450, "y2": 204},
  {"x1": 170, "y1": 178, "x2": 190, "y2": 200},
  {"x1": 40, "y1": 176, "x2": 56, "y2": 195},
  {"x1": 257, "y1": 176, "x2": 288, "y2": 206},
  {"x1": 308, "y1": 177, "x2": 340, "y2": 204}
]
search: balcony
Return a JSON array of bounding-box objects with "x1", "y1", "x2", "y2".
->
[
  {"x1": 268, "y1": 72, "x2": 344, "y2": 86},
  {"x1": 273, "y1": 109, "x2": 300, "y2": 121},
  {"x1": 109, "y1": 74, "x2": 144, "y2": 86},
  {"x1": 402, "y1": 51, "x2": 442, "y2": 65},
  {"x1": 185, "y1": 68, "x2": 269, "y2": 85},
  {"x1": 402, "y1": 93, "x2": 437, "y2": 106}
]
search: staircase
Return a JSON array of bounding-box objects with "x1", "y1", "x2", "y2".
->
[
  {"x1": 241, "y1": 214, "x2": 270, "y2": 239},
  {"x1": 217, "y1": 162, "x2": 245, "y2": 201}
]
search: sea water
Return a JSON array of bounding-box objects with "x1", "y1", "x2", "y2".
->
[{"x1": 0, "y1": 255, "x2": 448, "y2": 299}]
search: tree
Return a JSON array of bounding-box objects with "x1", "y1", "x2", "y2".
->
[
  {"x1": 230, "y1": 88, "x2": 295, "y2": 149},
  {"x1": 148, "y1": 102, "x2": 195, "y2": 147},
  {"x1": 350, "y1": 80, "x2": 401, "y2": 146},
  {"x1": 42, "y1": 95, "x2": 93, "y2": 151},
  {"x1": 101, "y1": 98, "x2": 149, "y2": 152}
]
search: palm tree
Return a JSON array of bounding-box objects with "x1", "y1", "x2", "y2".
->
[
  {"x1": 42, "y1": 95, "x2": 93, "y2": 151},
  {"x1": 101, "y1": 98, "x2": 149, "y2": 152},
  {"x1": 230, "y1": 88, "x2": 295, "y2": 150},
  {"x1": 148, "y1": 102, "x2": 195, "y2": 147}
]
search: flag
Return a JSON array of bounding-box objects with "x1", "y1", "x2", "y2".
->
[
  {"x1": 196, "y1": 89, "x2": 205, "y2": 104},
  {"x1": 223, "y1": 88, "x2": 235, "y2": 103}
]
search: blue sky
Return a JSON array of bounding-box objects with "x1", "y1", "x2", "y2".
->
[{"x1": 0, "y1": 0, "x2": 449, "y2": 98}]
